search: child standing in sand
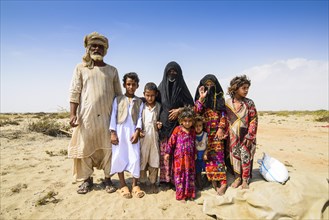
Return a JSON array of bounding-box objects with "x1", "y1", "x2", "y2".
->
[
  {"x1": 139, "y1": 82, "x2": 162, "y2": 194},
  {"x1": 110, "y1": 72, "x2": 145, "y2": 199},
  {"x1": 164, "y1": 106, "x2": 196, "y2": 202},
  {"x1": 194, "y1": 115, "x2": 208, "y2": 190},
  {"x1": 226, "y1": 75, "x2": 258, "y2": 189}
]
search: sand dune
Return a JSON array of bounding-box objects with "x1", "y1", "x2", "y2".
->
[{"x1": 0, "y1": 113, "x2": 328, "y2": 219}]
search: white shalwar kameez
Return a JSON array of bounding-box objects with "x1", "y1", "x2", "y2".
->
[{"x1": 110, "y1": 96, "x2": 143, "y2": 178}]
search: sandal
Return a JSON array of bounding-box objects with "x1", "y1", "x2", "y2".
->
[
  {"x1": 103, "y1": 178, "x2": 117, "y2": 193},
  {"x1": 132, "y1": 185, "x2": 145, "y2": 198},
  {"x1": 119, "y1": 186, "x2": 132, "y2": 199},
  {"x1": 77, "y1": 177, "x2": 93, "y2": 194}
]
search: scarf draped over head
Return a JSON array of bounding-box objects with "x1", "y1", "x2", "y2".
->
[
  {"x1": 158, "y1": 61, "x2": 194, "y2": 140},
  {"x1": 82, "y1": 32, "x2": 109, "y2": 69},
  {"x1": 194, "y1": 74, "x2": 225, "y2": 112}
]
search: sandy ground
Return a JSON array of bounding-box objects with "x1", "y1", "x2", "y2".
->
[{"x1": 0, "y1": 114, "x2": 328, "y2": 219}]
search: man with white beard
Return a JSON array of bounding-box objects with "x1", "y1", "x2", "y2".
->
[{"x1": 68, "y1": 32, "x2": 122, "y2": 194}]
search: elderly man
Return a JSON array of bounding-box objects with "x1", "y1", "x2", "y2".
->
[{"x1": 68, "y1": 32, "x2": 122, "y2": 194}]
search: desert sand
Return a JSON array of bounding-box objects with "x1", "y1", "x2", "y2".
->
[{"x1": 0, "y1": 113, "x2": 328, "y2": 219}]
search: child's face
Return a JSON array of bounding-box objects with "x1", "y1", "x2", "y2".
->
[
  {"x1": 180, "y1": 117, "x2": 193, "y2": 130},
  {"x1": 124, "y1": 77, "x2": 139, "y2": 96},
  {"x1": 195, "y1": 121, "x2": 203, "y2": 134},
  {"x1": 144, "y1": 89, "x2": 157, "y2": 105},
  {"x1": 236, "y1": 83, "x2": 249, "y2": 98}
]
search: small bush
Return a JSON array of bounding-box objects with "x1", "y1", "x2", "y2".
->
[
  {"x1": 28, "y1": 119, "x2": 70, "y2": 137},
  {"x1": 0, "y1": 119, "x2": 20, "y2": 127},
  {"x1": 35, "y1": 190, "x2": 59, "y2": 206}
]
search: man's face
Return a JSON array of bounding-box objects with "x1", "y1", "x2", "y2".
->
[
  {"x1": 167, "y1": 68, "x2": 177, "y2": 82},
  {"x1": 89, "y1": 44, "x2": 105, "y2": 61}
]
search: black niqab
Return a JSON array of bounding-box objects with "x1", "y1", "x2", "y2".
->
[
  {"x1": 158, "y1": 61, "x2": 194, "y2": 140},
  {"x1": 194, "y1": 74, "x2": 225, "y2": 112}
]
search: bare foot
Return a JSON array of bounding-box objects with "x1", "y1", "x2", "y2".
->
[
  {"x1": 231, "y1": 177, "x2": 242, "y2": 188},
  {"x1": 216, "y1": 184, "x2": 227, "y2": 196},
  {"x1": 241, "y1": 179, "x2": 249, "y2": 189},
  {"x1": 150, "y1": 183, "x2": 159, "y2": 194}
]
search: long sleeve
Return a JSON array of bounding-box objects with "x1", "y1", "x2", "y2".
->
[
  {"x1": 69, "y1": 65, "x2": 82, "y2": 104},
  {"x1": 165, "y1": 126, "x2": 178, "y2": 155},
  {"x1": 194, "y1": 100, "x2": 204, "y2": 114},
  {"x1": 109, "y1": 97, "x2": 118, "y2": 131},
  {"x1": 113, "y1": 68, "x2": 123, "y2": 97},
  {"x1": 245, "y1": 100, "x2": 258, "y2": 140},
  {"x1": 136, "y1": 102, "x2": 144, "y2": 130}
]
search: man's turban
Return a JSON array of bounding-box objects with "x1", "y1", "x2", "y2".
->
[
  {"x1": 82, "y1": 32, "x2": 109, "y2": 68},
  {"x1": 84, "y1": 32, "x2": 109, "y2": 49}
]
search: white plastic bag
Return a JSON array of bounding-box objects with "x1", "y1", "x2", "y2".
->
[{"x1": 257, "y1": 152, "x2": 289, "y2": 184}]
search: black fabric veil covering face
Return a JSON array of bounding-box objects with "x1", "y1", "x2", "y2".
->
[
  {"x1": 158, "y1": 61, "x2": 194, "y2": 140},
  {"x1": 194, "y1": 74, "x2": 226, "y2": 112}
]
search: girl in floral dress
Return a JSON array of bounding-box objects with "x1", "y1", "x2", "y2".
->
[{"x1": 164, "y1": 106, "x2": 196, "y2": 202}]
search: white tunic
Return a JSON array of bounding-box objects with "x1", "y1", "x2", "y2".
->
[
  {"x1": 110, "y1": 96, "x2": 143, "y2": 178},
  {"x1": 68, "y1": 64, "x2": 122, "y2": 158},
  {"x1": 140, "y1": 105, "x2": 160, "y2": 170}
]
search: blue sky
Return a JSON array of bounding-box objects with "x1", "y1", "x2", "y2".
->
[{"x1": 1, "y1": 0, "x2": 328, "y2": 112}]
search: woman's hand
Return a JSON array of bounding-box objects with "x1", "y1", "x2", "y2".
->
[
  {"x1": 198, "y1": 86, "x2": 208, "y2": 101},
  {"x1": 168, "y1": 108, "x2": 181, "y2": 121},
  {"x1": 164, "y1": 154, "x2": 170, "y2": 161}
]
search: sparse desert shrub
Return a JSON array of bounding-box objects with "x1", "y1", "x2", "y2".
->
[
  {"x1": 35, "y1": 190, "x2": 59, "y2": 206},
  {"x1": 28, "y1": 119, "x2": 70, "y2": 137},
  {"x1": 11, "y1": 183, "x2": 28, "y2": 193},
  {"x1": 0, "y1": 119, "x2": 20, "y2": 127},
  {"x1": 45, "y1": 149, "x2": 68, "y2": 157}
]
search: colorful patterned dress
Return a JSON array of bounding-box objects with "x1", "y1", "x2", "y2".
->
[
  {"x1": 225, "y1": 97, "x2": 258, "y2": 181},
  {"x1": 165, "y1": 126, "x2": 196, "y2": 200},
  {"x1": 194, "y1": 100, "x2": 227, "y2": 184}
]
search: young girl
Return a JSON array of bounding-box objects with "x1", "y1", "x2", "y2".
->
[
  {"x1": 110, "y1": 72, "x2": 145, "y2": 199},
  {"x1": 194, "y1": 74, "x2": 228, "y2": 196},
  {"x1": 194, "y1": 115, "x2": 208, "y2": 190},
  {"x1": 226, "y1": 75, "x2": 258, "y2": 189},
  {"x1": 139, "y1": 82, "x2": 162, "y2": 194},
  {"x1": 164, "y1": 106, "x2": 196, "y2": 202}
]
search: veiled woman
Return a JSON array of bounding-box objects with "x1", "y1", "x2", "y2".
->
[
  {"x1": 158, "y1": 61, "x2": 194, "y2": 189},
  {"x1": 194, "y1": 74, "x2": 228, "y2": 195}
]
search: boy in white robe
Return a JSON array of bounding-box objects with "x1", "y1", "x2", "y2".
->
[{"x1": 110, "y1": 72, "x2": 145, "y2": 199}]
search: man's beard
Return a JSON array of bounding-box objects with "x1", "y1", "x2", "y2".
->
[{"x1": 90, "y1": 54, "x2": 104, "y2": 61}]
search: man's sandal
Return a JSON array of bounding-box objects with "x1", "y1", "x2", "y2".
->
[
  {"x1": 103, "y1": 178, "x2": 117, "y2": 193},
  {"x1": 132, "y1": 185, "x2": 145, "y2": 198},
  {"x1": 119, "y1": 186, "x2": 132, "y2": 199},
  {"x1": 77, "y1": 177, "x2": 93, "y2": 194}
]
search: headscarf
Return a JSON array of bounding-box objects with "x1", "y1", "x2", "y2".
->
[
  {"x1": 82, "y1": 32, "x2": 109, "y2": 69},
  {"x1": 194, "y1": 74, "x2": 225, "y2": 112},
  {"x1": 158, "y1": 61, "x2": 194, "y2": 140}
]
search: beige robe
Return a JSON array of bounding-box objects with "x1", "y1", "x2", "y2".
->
[{"x1": 68, "y1": 63, "x2": 122, "y2": 180}]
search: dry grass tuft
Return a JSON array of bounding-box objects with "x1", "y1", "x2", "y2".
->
[
  {"x1": 11, "y1": 183, "x2": 28, "y2": 193},
  {"x1": 35, "y1": 190, "x2": 60, "y2": 206},
  {"x1": 28, "y1": 118, "x2": 71, "y2": 137}
]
